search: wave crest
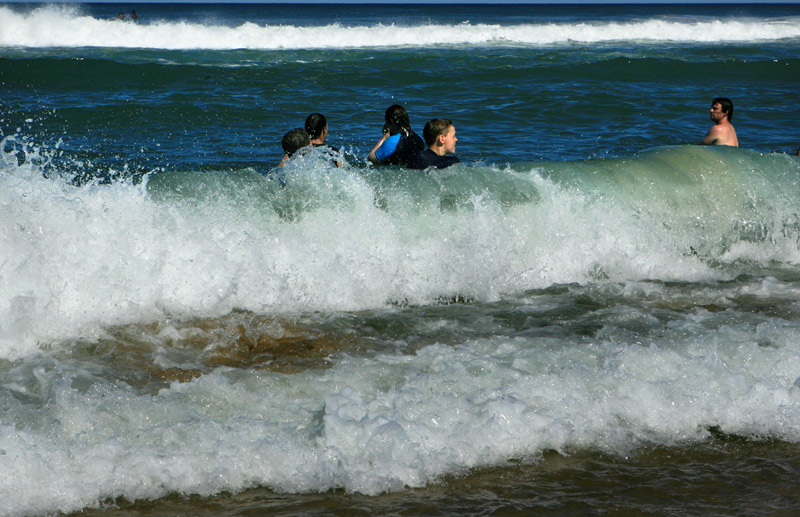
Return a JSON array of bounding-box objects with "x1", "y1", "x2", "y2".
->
[{"x1": 2, "y1": 5, "x2": 799, "y2": 49}]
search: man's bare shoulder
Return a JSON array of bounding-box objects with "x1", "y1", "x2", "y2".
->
[
  {"x1": 702, "y1": 123, "x2": 738, "y2": 147},
  {"x1": 701, "y1": 125, "x2": 724, "y2": 145}
]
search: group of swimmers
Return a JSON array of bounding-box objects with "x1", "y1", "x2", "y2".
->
[
  {"x1": 279, "y1": 105, "x2": 461, "y2": 171},
  {"x1": 115, "y1": 10, "x2": 138, "y2": 21},
  {"x1": 280, "y1": 98, "x2": 799, "y2": 170}
]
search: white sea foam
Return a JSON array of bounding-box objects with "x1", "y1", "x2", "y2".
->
[
  {"x1": 0, "y1": 151, "x2": 713, "y2": 358},
  {"x1": 4, "y1": 145, "x2": 800, "y2": 358},
  {"x1": 2, "y1": 315, "x2": 800, "y2": 515},
  {"x1": 1, "y1": 5, "x2": 799, "y2": 49},
  {"x1": 4, "y1": 141, "x2": 800, "y2": 514}
]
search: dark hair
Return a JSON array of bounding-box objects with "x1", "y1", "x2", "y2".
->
[
  {"x1": 282, "y1": 128, "x2": 309, "y2": 157},
  {"x1": 304, "y1": 113, "x2": 327, "y2": 140},
  {"x1": 422, "y1": 119, "x2": 453, "y2": 147},
  {"x1": 713, "y1": 97, "x2": 734, "y2": 121},
  {"x1": 384, "y1": 104, "x2": 411, "y2": 134}
]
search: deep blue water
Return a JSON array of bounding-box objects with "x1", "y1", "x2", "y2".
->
[{"x1": 2, "y1": 2, "x2": 799, "y2": 177}]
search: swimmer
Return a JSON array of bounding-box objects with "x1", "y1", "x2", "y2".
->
[
  {"x1": 305, "y1": 112, "x2": 344, "y2": 167},
  {"x1": 700, "y1": 97, "x2": 738, "y2": 147},
  {"x1": 278, "y1": 128, "x2": 310, "y2": 167},
  {"x1": 409, "y1": 118, "x2": 460, "y2": 170},
  {"x1": 305, "y1": 113, "x2": 329, "y2": 147},
  {"x1": 368, "y1": 104, "x2": 425, "y2": 167}
]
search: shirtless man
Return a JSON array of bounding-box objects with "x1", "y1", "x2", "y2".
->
[{"x1": 701, "y1": 97, "x2": 738, "y2": 147}]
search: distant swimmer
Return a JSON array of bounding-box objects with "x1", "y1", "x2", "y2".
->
[
  {"x1": 700, "y1": 97, "x2": 738, "y2": 147},
  {"x1": 409, "y1": 118, "x2": 461, "y2": 170},
  {"x1": 368, "y1": 104, "x2": 425, "y2": 167},
  {"x1": 130, "y1": 10, "x2": 139, "y2": 21},
  {"x1": 305, "y1": 112, "x2": 345, "y2": 167},
  {"x1": 278, "y1": 128, "x2": 310, "y2": 167}
]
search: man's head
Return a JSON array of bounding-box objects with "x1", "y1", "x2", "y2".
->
[
  {"x1": 423, "y1": 119, "x2": 457, "y2": 155},
  {"x1": 305, "y1": 113, "x2": 328, "y2": 142},
  {"x1": 710, "y1": 97, "x2": 734, "y2": 122},
  {"x1": 282, "y1": 128, "x2": 310, "y2": 157}
]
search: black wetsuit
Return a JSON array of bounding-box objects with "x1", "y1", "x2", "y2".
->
[
  {"x1": 408, "y1": 149, "x2": 461, "y2": 170},
  {"x1": 384, "y1": 131, "x2": 425, "y2": 167}
]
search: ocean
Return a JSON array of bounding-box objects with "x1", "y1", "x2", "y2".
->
[{"x1": 2, "y1": 2, "x2": 800, "y2": 515}]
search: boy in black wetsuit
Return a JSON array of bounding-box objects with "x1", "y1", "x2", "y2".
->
[{"x1": 409, "y1": 118, "x2": 460, "y2": 170}]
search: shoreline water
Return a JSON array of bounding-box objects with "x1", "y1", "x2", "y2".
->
[{"x1": 66, "y1": 442, "x2": 800, "y2": 516}]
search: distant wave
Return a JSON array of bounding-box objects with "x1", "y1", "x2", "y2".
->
[{"x1": 2, "y1": 5, "x2": 799, "y2": 49}]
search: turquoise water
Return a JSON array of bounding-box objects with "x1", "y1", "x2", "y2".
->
[{"x1": 2, "y1": 3, "x2": 800, "y2": 515}]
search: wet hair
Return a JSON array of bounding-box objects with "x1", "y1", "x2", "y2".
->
[
  {"x1": 422, "y1": 119, "x2": 453, "y2": 147},
  {"x1": 713, "y1": 97, "x2": 734, "y2": 121},
  {"x1": 384, "y1": 104, "x2": 412, "y2": 134},
  {"x1": 282, "y1": 128, "x2": 310, "y2": 157},
  {"x1": 304, "y1": 113, "x2": 327, "y2": 140}
]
